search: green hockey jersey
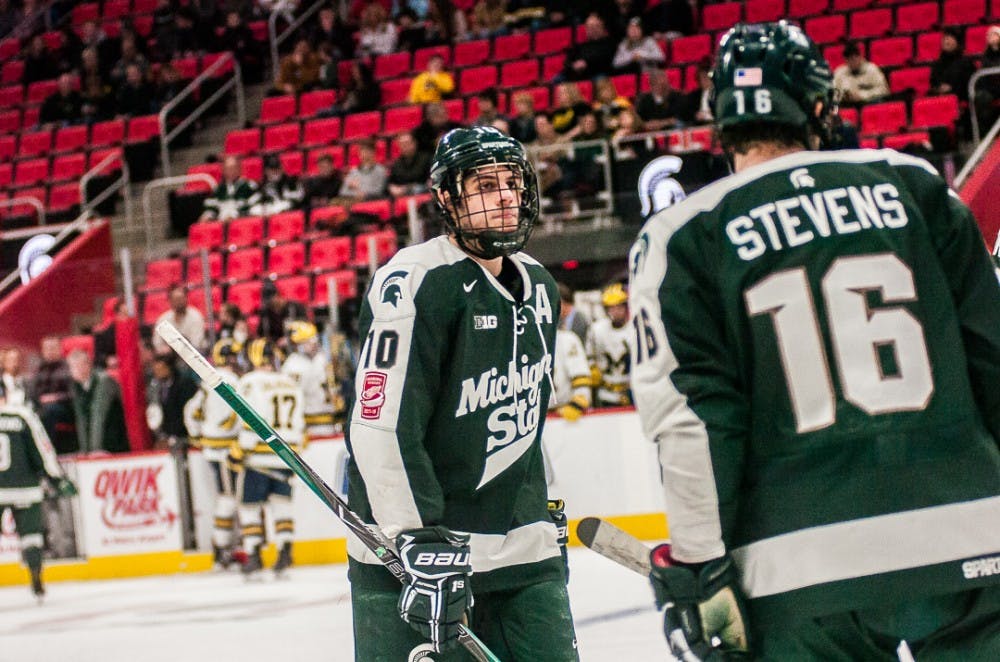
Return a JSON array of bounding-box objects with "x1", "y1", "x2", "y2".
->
[
  {"x1": 0, "y1": 404, "x2": 65, "y2": 506},
  {"x1": 630, "y1": 148, "x2": 1000, "y2": 628},
  {"x1": 346, "y1": 235, "x2": 565, "y2": 594}
]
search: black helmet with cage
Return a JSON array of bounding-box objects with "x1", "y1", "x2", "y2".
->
[{"x1": 429, "y1": 126, "x2": 540, "y2": 260}]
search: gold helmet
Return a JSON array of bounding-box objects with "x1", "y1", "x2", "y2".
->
[
  {"x1": 245, "y1": 338, "x2": 282, "y2": 368},
  {"x1": 288, "y1": 320, "x2": 318, "y2": 345},
  {"x1": 211, "y1": 338, "x2": 242, "y2": 367},
  {"x1": 601, "y1": 283, "x2": 628, "y2": 308}
]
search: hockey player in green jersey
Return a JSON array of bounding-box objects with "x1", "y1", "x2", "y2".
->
[
  {"x1": 346, "y1": 126, "x2": 578, "y2": 660},
  {"x1": 0, "y1": 386, "x2": 76, "y2": 601},
  {"x1": 629, "y1": 21, "x2": 1000, "y2": 661}
]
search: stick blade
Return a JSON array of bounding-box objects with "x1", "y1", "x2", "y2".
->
[{"x1": 575, "y1": 517, "x2": 653, "y2": 576}]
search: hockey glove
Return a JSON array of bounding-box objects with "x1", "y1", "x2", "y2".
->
[
  {"x1": 558, "y1": 395, "x2": 588, "y2": 422},
  {"x1": 649, "y1": 544, "x2": 750, "y2": 661},
  {"x1": 396, "y1": 526, "x2": 474, "y2": 653},
  {"x1": 54, "y1": 477, "x2": 77, "y2": 497},
  {"x1": 548, "y1": 499, "x2": 570, "y2": 582}
]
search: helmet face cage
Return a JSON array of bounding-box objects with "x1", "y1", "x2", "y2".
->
[{"x1": 431, "y1": 127, "x2": 540, "y2": 260}]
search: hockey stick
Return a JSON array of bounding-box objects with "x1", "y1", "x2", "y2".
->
[
  {"x1": 156, "y1": 321, "x2": 500, "y2": 662},
  {"x1": 576, "y1": 517, "x2": 653, "y2": 576}
]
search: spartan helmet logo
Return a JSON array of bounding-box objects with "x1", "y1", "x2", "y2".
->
[
  {"x1": 638, "y1": 156, "x2": 686, "y2": 217},
  {"x1": 379, "y1": 270, "x2": 409, "y2": 308}
]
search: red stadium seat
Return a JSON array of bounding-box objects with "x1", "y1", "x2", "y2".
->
[
  {"x1": 51, "y1": 153, "x2": 87, "y2": 182},
  {"x1": 133, "y1": 0, "x2": 157, "y2": 13},
  {"x1": 241, "y1": 156, "x2": 263, "y2": 182},
  {"x1": 306, "y1": 146, "x2": 346, "y2": 173},
  {"x1": 911, "y1": 95, "x2": 960, "y2": 128},
  {"x1": 173, "y1": 56, "x2": 200, "y2": 81},
  {"x1": 186, "y1": 285, "x2": 222, "y2": 316},
  {"x1": 142, "y1": 291, "x2": 170, "y2": 326},
  {"x1": 127, "y1": 115, "x2": 161, "y2": 143},
  {"x1": 500, "y1": 59, "x2": 539, "y2": 88},
  {"x1": 185, "y1": 163, "x2": 222, "y2": 192},
  {"x1": 275, "y1": 275, "x2": 311, "y2": 304},
  {"x1": 102, "y1": 0, "x2": 129, "y2": 20},
  {"x1": 380, "y1": 78, "x2": 412, "y2": 106},
  {"x1": 453, "y1": 39, "x2": 490, "y2": 67},
  {"x1": 0, "y1": 38, "x2": 18, "y2": 60},
  {"x1": 22, "y1": 106, "x2": 39, "y2": 128},
  {"x1": 849, "y1": 8, "x2": 892, "y2": 39},
  {"x1": 459, "y1": 65, "x2": 498, "y2": 96},
  {"x1": 533, "y1": 27, "x2": 572, "y2": 55},
  {"x1": 258, "y1": 95, "x2": 297, "y2": 125},
  {"x1": 226, "y1": 215, "x2": 265, "y2": 249},
  {"x1": 47, "y1": 183, "x2": 81, "y2": 213},
  {"x1": 54, "y1": 125, "x2": 89, "y2": 153},
  {"x1": 90, "y1": 119, "x2": 125, "y2": 147},
  {"x1": 279, "y1": 150, "x2": 304, "y2": 176},
  {"x1": 838, "y1": 107, "x2": 859, "y2": 127},
  {"x1": 670, "y1": 34, "x2": 712, "y2": 65},
  {"x1": 861, "y1": 101, "x2": 908, "y2": 135},
  {"x1": 223, "y1": 128, "x2": 261, "y2": 156},
  {"x1": 383, "y1": 105, "x2": 422, "y2": 135},
  {"x1": 9, "y1": 186, "x2": 45, "y2": 219},
  {"x1": 186, "y1": 251, "x2": 223, "y2": 283},
  {"x1": 831, "y1": 0, "x2": 868, "y2": 9},
  {"x1": 302, "y1": 117, "x2": 341, "y2": 147},
  {"x1": 0, "y1": 85, "x2": 22, "y2": 109},
  {"x1": 349, "y1": 199, "x2": 392, "y2": 223},
  {"x1": 702, "y1": 2, "x2": 742, "y2": 31},
  {"x1": 519, "y1": 86, "x2": 550, "y2": 112},
  {"x1": 0, "y1": 135, "x2": 14, "y2": 161},
  {"x1": 942, "y1": 0, "x2": 986, "y2": 25},
  {"x1": 788, "y1": 0, "x2": 829, "y2": 19},
  {"x1": 889, "y1": 67, "x2": 931, "y2": 96},
  {"x1": 374, "y1": 51, "x2": 411, "y2": 79},
  {"x1": 202, "y1": 53, "x2": 235, "y2": 77},
  {"x1": 145, "y1": 258, "x2": 184, "y2": 290},
  {"x1": 312, "y1": 269, "x2": 358, "y2": 306},
  {"x1": 18, "y1": 130, "x2": 52, "y2": 158},
  {"x1": 882, "y1": 131, "x2": 931, "y2": 150},
  {"x1": 61, "y1": 334, "x2": 95, "y2": 358},
  {"x1": 804, "y1": 14, "x2": 846, "y2": 45},
  {"x1": 915, "y1": 32, "x2": 942, "y2": 63},
  {"x1": 266, "y1": 210, "x2": 305, "y2": 244},
  {"x1": 896, "y1": 3, "x2": 939, "y2": 33},
  {"x1": 187, "y1": 221, "x2": 226, "y2": 252},
  {"x1": 308, "y1": 236, "x2": 352, "y2": 270},
  {"x1": 227, "y1": 280, "x2": 263, "y2": 315},
  {"x1": 0, "y1": 162, "x2": 12, "y2": 188},
  {"x1": 347, "y1": 139, "x2": 387, "y2": 166},
  {"x1": 542, "y1": 54, "x2": 567, "y2": 82},
  {"x1": 964, "y1": 24, "x2": 991, "y2": 56},
  {"x1": 1, "y1": 60, "x2": 24, "y2": 85},
  {"x1": 267, "y1": 241, "x2": 306, "y2": 276},
  {"x1": 262, "y1": 122, "x2": 300, "y2": 153},
  {"x1": 493, "y1": 33, "x2": 531, "y2": 61},
  {"x1": 133, "y1": 14, "x2": 154, "y2": 36},
  {"x1": 28, "y1": 79, "x2": 71, "y2": 106},
  {"x1": 226, "y1": 247, "x2": 265, "y2": 281},
  {"x1": 443, "y1": 98, "x2": 466, "y2": 122},
  {"x1": 342, "y1": 111, "x2": 382, "y2": 141},
  {"x1": 610, "y1": 74, "x2": 638, "y2": 99},
  {"x1": 13, "y1": 158, "x2": 49, "y2": 187},
  {"x1": 298, "y1": 89, "x2": 336, "y2": 118},
  {"x1": 413, "y1": 45, "x2": 451, "y2": 70},
  {"x1": 392, "y1": 193, "x2": 433, "y2": 218},
  {"x1": 0, "y1": 109, "x2": 20, "y2": 132},
  {"x1": 745, "y1": 0, "x2": 785, "y2": 22},
  {"x1": 309, "y1": 205, "x2": 349, "y2": 229},
  {"x1": 353, "y1": 229, "x2": 398, "y2": 267},
  {"x1": 72, "y1": 2, "x2": 100, "y2": 24},
  {"x1": 868, "y1": 37, "x2": 914, "y2": 69}
]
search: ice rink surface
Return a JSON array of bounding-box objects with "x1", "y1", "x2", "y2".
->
[{"x1": 0, "y1": 547, "x2": 670, "y2": 662}]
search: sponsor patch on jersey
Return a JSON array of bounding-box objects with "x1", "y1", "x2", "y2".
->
[
  {"x1": 359, "y1": 371, "x2": 388, "y2": 419},
  {"x1": 735, "y1": 67, "x2": 762, "y2": 86},
  {"x1": 962, "y1": 555, "x2": 1000, "y2": 579},
  {"x1": 474, "y1": 315, "x2": 497, "y2": 329},
  {"x1": 379, "y1": 270, "x2": 409, "y2": 308}
]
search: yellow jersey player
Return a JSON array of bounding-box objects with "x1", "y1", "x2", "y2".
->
[
  {"x1": 550, "y1": 328, "x2": 591, "y2": 422},
  {"x1": 281, "y1": 321, "x2": 337, "y2": 437},
  {"x1": 585, "y1": 283, "x2": 633, "y2": 407}
]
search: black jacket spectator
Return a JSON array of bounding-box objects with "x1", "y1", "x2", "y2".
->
[
  {"x1": 40, "y1": 75, "x2": 84, "y2": 126},
  {"x1": 257, "y1": 281, "x2": 308, "y2": 343},
  {"x1": 413, "y1": 102, "x2": 461, "y2": 154},
  {"x1": 634, "y1": 69, "x2": 683, "y2": 131},
  {"x1": 304, "y1": 155, "x2": 343, "y2": 210},
  {"x1": 115, "y1": 65, "x2": 153, "y2": 117},
  {"x1": 561, "y1": 14, "x2": 617, "y2": 82},
  {"x1": 148, "y1": 354, "x2": 199, "y2": 441},
  {"x1": 388, "y1": 132, "x2": 431, "y2": 197},
  {"x1": 930, "y1": 29, "x2": 977, "y2": 101},
  {"x1": 23, "y1": 35, "x2": 60, "y2": 84}
]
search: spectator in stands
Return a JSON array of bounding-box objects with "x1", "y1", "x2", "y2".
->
[
  {"x1": 338, "y1": 139, "x2": 388, "y2": 201},
  {"x1": 644, "y1": 0, "x2": 694, "y2": 39},
  {"x1": 833, "y1": 42, "x2": 889, "y2": 107},
  {"x1": 560, "y1": 13, "x2": 617, "y2": 82},
  {"x1": 304, "y1": 154, "x2": 344, "y2": 210},
  {"x1": 570, "y1": 110, "x2": 609, "y2": 201},
  {"x1": 67, "y1": 349, "x2": 129, "y2": 454},
  {"x1": 251, "y1": 155, "x2": 305, "y2": 216},
  {"x1": 395, "y1": 8, "x2": 426, "y2": 52},
  {"x1": 39, "y1": 73, "x2": 84, "y2": 127},
  {"x1": 110, "y1": 32, "x2": 149, "y2": 85},
  {"x1": 612, "y1": 17, "x2": 665, "y2": 75},
  {"x1": 469, "y1": 0, "x2": 508, "y2": 40},
  {"x1": 423, "y1": 0, "x2": 469, "y2": 45},
  {"x1": 471, "y1": 89, "x2": 507, "y2": 128},
  {"x1": 154, "y1": 6, "x2": 202, "y2": 63},
  {"x1": 115, "y1": 64, "x2": 153, "y2": 118},
  {"x1": 549, "y1": 82, "x2": 591, "y2": 137},
  {"x1": 974, "y1": 26, "x2": 1000, "y2": 135},
  {"x1": 408, "y1": 53, "x2": 455, "y2": 104},
  {"x1": 558, "y1": 282, "x2": 589, "y2": 343},
  {"x1": 634, "y1": 67, "x2": 681, "y2": 131},
  {"x1": 217, "y1": 303, "x2": 247, "y2": 342},
  {"x1": 79, "y1": 47, "x2": 113, "y2": 123},
  {"x1": 413, "y1": 101, "x2": 461, "y2": 153},
  {"x1": 321, "y1": 61, "x2": 380, "y2": 116},
  {"x1": 680, "y1": 60, "x2": 714, "y2": 125},
  {"x1": 153, "y1": 285, "x2": 208, "y2": 354},
  {"x1": 200, "y1": 156, "x2": 262, "y2": 221},
  {"x1": 79, "y1": 20, "x2": 115, "y2": 79},
  {"x1": 312, "y1": 6, "x2": 355, "y2": 78},
  {"x1": 0, "y1": 0, "x2": 19, "y2": 38},
  {"x1": 257, "y1": 280, "x2": 307, "y2": 343},
  {"x1": 29, "y1": 337, "x2": 77, "y2": 454},
  {"x1": 275, "y1": 38, "x2": 321, "y2": 96},
  {"x1": 1, "y1": 348, "x2": 28, "y2": 407},
  {"x1": 931, "y1": 28, "x2": 976, "y2": 102},
  {"x1": 23, "y1": 34, "x2": 59, "y2": 85},
  {"x1": 94, "y1": 300, "x2": 131, "y2": 369},
  {"x1": 387, "y1": 131, "x2": 431, "y2": 197},
  {"x1": 610, "y1": 107, "x2": 649, "y2": 160},
  {"x1": 151, "y1": 64, "x2": 196, "y2": 144},
  {"x1": 146, "y1": 353, "x2": 199, "y2": 446},
  {"x1": 221, "y1": 10, "x2": 264, "y2": 84},
  {"x1": 357, "y1": 4, "x2": 398, "y2": 57},
  {"x1": 529, "y1": 114, "x2": 571, "y2": 207},
  {"x1": 508, "y1": 91, "x2": 537, "y2": 144},
  {"x1": 593, "y1": 76, "x2": 632, "y2": 132},
  {"x1": 348, "y1": 0, "x2": 393, "y2": 25}
]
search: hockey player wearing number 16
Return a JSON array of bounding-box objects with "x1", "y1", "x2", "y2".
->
[
  {"x1": 629, "y1": 21, "x2": 1000, "y2": 661},
  {"x1": 346, "y1": 126, "x2": 579, "y2": 660}
]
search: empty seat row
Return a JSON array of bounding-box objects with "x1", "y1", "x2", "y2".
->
[
  {"x1": 845, "y1": 95, "x2": 961, "y2": 136},
  {"x1": 0, "y1": 148, "x2": 122, "y2": 189},
  {"x1": 0, "y1": 181, "x2": 82, "y2": 218},
  {"x1": 0, "y1": 115, "x2": 159, "y2": 156}
]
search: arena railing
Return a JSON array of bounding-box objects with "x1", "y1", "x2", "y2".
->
[
  {"x1": 159, "y1": 52, "x2": 245, "y2": 178},
  {"x1": 268, "y1": 0, "x2": 328, "y2": 83},
  {"x1": 969, "y1": 65, "x2": 1000, "y2": 148},
  {"x1": 80, "y1": 150, "x2": 134, "y2": 226},
  {"x1": 141, "y1": 173, "x2": 218, "y2": 252},
  {"x1": 0, "y1": 195, "x2": 45, "y2": 225}
]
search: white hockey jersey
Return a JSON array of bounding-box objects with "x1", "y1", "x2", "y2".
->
[
  {"x1": 183, "y1": 367, "x2": 239, "y2": 462},
  {"x1": 585, "y1": 317, "x2": 633, "y2": 406},
  {"x1": 281, "y1": 351, "x2": 336, "y2": 436},
  {"x1": 236, "y1": 369, "x2": 306, "y2": 469},
  {"x1": 550, "y1": 329, "x2": 592, "y2": 410}
]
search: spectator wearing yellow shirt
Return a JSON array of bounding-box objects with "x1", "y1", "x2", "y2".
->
[{"x1": 408, "y1": 54, "x2": 455, "y2": 104}]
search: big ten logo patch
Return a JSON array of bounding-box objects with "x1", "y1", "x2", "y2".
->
[
  {"x1": 359, "y1": 371, "x2": 388, "y2": 420},
  {"x1": 474, "y1": 315, "x2": 497, "y2": 330},
  {"x1": 94, "y1": 465, "x2": 177, "y2": 529}
]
